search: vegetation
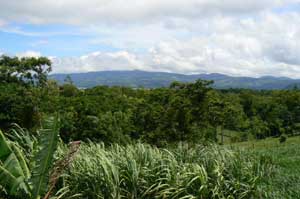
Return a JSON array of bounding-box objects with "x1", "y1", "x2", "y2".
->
[
  {"x1": 0, "y1": 116, "x2": 80, "y2": 199},
  {"x1": 1, "y1": 55, "x2": 300, "y2": 198},
  {"x1": 0, "y1": 55, "x2": 51, "y2": 87},
  {"x1": 229, "y1": 136, "x2": 300, "y2": 198},
  {"x1": 1, "y1": 129, "x2": 275, "y2": 198},
  {"x1": 1, "y1": 55, "x2": 300, "y2": 145},
  {"x1": 63, "y1": 143, "x2": 274, "y2": 198}
]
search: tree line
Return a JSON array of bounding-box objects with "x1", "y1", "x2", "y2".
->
[{"x1": 1, "y1": 55, "x2": 300, "y2": 145}]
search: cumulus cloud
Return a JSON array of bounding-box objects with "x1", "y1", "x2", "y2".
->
[
  {"x1": 144, "y1": 12, "x2": 300, "y2": 77},
  {"x1": 16, "y1": 50, "x2": 41, "y2": 58},
  {"x1": 48, "y1": 10, "x2": 300, "y2": 78},
  {"x1": 51, "y1": 51, "x2": 153, "y2": 73}
]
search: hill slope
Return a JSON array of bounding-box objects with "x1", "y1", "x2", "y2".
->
[{"x1": 50, "y1": 70, "x2": 300, "y2": 90}]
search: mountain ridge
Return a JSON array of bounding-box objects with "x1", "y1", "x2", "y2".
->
[{"x1": 50, "y1": 70, "x2": 300, "y2": 90}]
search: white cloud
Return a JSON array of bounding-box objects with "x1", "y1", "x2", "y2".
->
[
  {"x1": 30, "y1": 40, "x2": 49, "y2": 47},
  {"x1": 16, "y1": 50, "x2": 41, "y2": 58},
  {"x1": 0, "y1": 19, "x2": 6, "y2": 27},
  {"x1": 51, "y1": 51, "x2": 152, "y2": 73},
  {"x1": 49, "y1": 10, "x2": 300, "y2": 78},
  {"x1": 0, "y1": 0, "x2": 298, "y2": 25},
  {"x1": 141, "y1": 12, "x2": 300, "y2": 78},
  {"x1": 2, "y1": 1, "x2": 300, "y2": 78}
]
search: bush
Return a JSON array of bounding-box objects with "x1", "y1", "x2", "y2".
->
[
  {"x1": 230, "y1": 135, "x2": 240, "y2": 143},
  {"x1": 240, "y1": 132, "x2": 249, "y2": 142},
  {"x1": 279, "y1": 134, "x2": 287, "y2": 143}
]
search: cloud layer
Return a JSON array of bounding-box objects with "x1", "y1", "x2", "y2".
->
[
  {"x1": 1, "y1": 0, "x2": 300, "y2": 77},
  {"x1": 52, "y1": 11, "x2": 300, "y2": 78},
  {"x1": 0, "y1": 0, "x2": 297, "y2": 25}
]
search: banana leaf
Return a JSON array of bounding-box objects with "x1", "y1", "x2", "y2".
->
[
  {"x1": 0, "y1": 130, "x2": 30, "y2": 196},
  {"x1": 30, "y1": 116, "x2": 60, "y2": 199}
]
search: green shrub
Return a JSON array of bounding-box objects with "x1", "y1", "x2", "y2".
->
[
  {"x1": 279, "y1": 134, "x2": 287, "y2": 143},
  {"x1": 230, "y1": 135, "x2": 240, "y2": 143}
]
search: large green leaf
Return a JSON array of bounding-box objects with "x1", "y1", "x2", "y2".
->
[
  {"x1": 30, "y1": 116, "x2": 60, "y2": 199},
  {"x1": 0, "y1": 130, "x2": 12, "y2": 161},
  {"x1": 0, "y1": 130, "x2": 30, "y2": 196},
  {"x1": 10, "y1": 143, "x2": 31, "y2": 179}
]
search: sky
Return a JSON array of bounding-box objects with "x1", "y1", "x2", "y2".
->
[{"x1": 0, "y1": 0, "x2": 300, "y2": 78}]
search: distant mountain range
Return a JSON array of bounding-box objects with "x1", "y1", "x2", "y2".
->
[{"x1": 50, "y1": 70, "x2": 300, "y2": 90}]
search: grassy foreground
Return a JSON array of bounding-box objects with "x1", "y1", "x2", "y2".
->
[
  {"x1": 61, "y1": 143, "x2": 273, "y2": 199},
  {"x1": 229, "y1": 136, "x2": 300, "y2": 198},
  {"x1": 1, "y1": 124, "x2": 299, "y2": 198},
  {"x1": 62, "y1": 137, "x2": 300, "y2": 199}
]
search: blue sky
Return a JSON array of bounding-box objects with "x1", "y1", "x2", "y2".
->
[
  {"x1": 0, "y1": 24, "x2": 120, "y2": 56},
  {"x1": 0, "y1": 0, "x2": 300, "y2": 77}
]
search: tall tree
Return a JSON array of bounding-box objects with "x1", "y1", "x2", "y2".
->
[{"x1": 0, "y1": 55, "x2": 52, "y2": 86}]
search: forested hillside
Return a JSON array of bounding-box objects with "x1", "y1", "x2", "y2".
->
[{"x1": 1, "y1": 56, "x2": 300, "y2": 145}]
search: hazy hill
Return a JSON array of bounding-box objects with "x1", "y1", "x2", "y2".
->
[{"x1": 50, "y1": 70, "x2": 300, "y2": 90}]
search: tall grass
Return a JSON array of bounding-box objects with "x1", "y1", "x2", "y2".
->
[
  {"x1": 64, "y1": 143, "x2": 274, "y2": 199},
  {"x1": 236, "y1": 137, "x2": 300, "y2": 199}
]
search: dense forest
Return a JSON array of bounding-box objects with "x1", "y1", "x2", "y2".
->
[{"x1": 1, "y1": 55, "x2": 300, "y2": 145}]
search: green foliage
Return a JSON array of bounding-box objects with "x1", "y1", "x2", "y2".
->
[
  {"x1": 0, "y1": 83, "x2": 38, "y2": 129},
  {"x1": 0, "y1": 55, "x2": 51, "y2": 86},
  {"x1": 0, "y1": 130, "x2": 30, "y2": 196},
  {"x1": 279, "y1": 134, "x2": 287, "y2": 143},
  {"x1": 60, "y1": 84, "x2": 78, "y2": 97},
  {"x1": 250, "y1": 116, "x2": 269, "y2": 139},
  {"x1": 1, "y1": 55, "x2": 300, "y2": 145},
  {"x1": 64, "y1": 142, "x2": 274, "y2": 198},
  {"x1": 0, "y1": 116, "x2": 67, "y2": 199},
  {"x1": 30, "y1": 116, "x2": 60, "y2": 199},
  {"x1": 230, "y1": 136, "x2": 300, "y2": 198}
]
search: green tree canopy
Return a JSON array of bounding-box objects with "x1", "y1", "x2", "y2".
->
[{"x1": 0, "y1": 55, "x2": 52, "y2": 86}]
